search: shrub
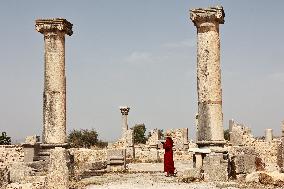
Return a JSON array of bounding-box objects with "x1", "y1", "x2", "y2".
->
[
  {"x1": 0, "y1": 132, "x2": 11, "y2": 145},
  {"x1": 68, "y1": 129, "x2": 107, "y2": 148},
  {"x1": 132, "y1": 124, "x2": 147, "y2": 144}
]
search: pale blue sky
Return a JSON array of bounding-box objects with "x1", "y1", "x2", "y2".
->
[{"x1": 0, "y1": 1, "x2": 284, "y2": 142}]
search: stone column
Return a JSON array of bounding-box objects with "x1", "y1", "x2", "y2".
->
[
  {"x1": 281, "y1": 121, "x2": 284, "y2": 169},
  {"x1": 35, "y1": 19, "x2": 73, "y2": 144},
  {"x1": 190, "y1": 6, "x2": 226, "y2": 147},
  {"x1": 282, "y1": 120, "x2": 284, "y2": 137},
  {"x1": 265, "y1": 128, "x2": 273, "y2": 142},
  {"x1": 119, "y1": 106, "x2": 130, "y2": 136}
]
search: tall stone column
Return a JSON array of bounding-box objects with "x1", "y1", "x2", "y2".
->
[
  {"x1": 35, "y1": 19, "x2": 73, "y2": 144},
  {"x1": 119, "y1": 106, "x2": 130, "y2": 136},
  {"x1": 190, "y1": 6, "x2": 226, "y2": 147}
]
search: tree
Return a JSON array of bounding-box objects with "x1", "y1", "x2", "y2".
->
[
  {"x1": 0, "y1": 132, "x2": 11, "y2": 145},
  {"x1": 68, "y1": 129, "x2": 107, "y2": 148},
  {"x1": 224, "y1": 129, "x2": 230, "y2": 141},
  {"x1": 132, "y1": 124, "x2": 147, "y2": 144}
]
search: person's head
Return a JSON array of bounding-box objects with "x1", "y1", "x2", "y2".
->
[{"x1": 166, "y1": 136, "x2": 173, "y2": 143}]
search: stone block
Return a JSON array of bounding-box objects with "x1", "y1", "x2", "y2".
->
[
  {"x1": 179, "y1": 167, "x2": 202, "y2": 182},
  {"x1": 233, "y1": 154, "x2": 255, "y2": 174},
  {"x1": 203, "y1": 153, "x2": 228, "y2": 182},
  {"x1": 24, "y1": 135, "x2": 40, "y2": 145}
]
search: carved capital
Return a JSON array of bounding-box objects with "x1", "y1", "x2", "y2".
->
[
  {"x1": 35, "y1": 18, "x2": 73, "y2": 36},
  {"x1": 190, "y1": 6, "x2": 225, "y2": 27},
  {"x1": 119, "y1": 106, "x2": 130, "y2": 115}
]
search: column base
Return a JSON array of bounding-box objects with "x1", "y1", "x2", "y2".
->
[{"x1": 34, "y1": 143, "x2": 69, "y2": 161}]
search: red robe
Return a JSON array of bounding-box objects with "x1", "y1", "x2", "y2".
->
[{"x1": 163, "y1": 137, "x2": 175, "y2": 174}]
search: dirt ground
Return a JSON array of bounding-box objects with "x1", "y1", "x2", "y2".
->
[{"x1": 76, "y1": 163, "x2": 283, "y2": 189}]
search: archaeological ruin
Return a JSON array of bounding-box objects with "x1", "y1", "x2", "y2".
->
[{"x1": 1, "y1": 5, "x2": 284, "y2": 189}]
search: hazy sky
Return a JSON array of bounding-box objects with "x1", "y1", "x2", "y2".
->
[{"x1": 0, "y1": 0, "x2": 284, "y2": 142}]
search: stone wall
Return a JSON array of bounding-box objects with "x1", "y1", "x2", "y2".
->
[
  {"x1": 253, "y1": 139, "x2": 281, "y2": 171},
  {"x1": 134, "y1": 145, "x2": 160, "y2": 162},
  {"x1": 69, "y1": 148, "x2": 107, "y2": 177},
  {"x1": 0, "y1": 145, "x2": 24, "y2": 165},
  {"x1": 134, "y1": 145, "x2": 193, "y2": 163}
]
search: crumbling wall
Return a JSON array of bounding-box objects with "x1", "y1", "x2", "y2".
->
[
  {"x1": 166, "y1": 128, "x2": 188, "y2": 150},
  {"x1": 229, "y1": 121, "x2": 254, "y2": 146},
  {"x1": 146, "y1": 129, "x2": 161, "y2": 147},
  {"x1": 112, "y1": 129, "x2": 134, "y2": 149},
  {"x1": 229, "y1": 121, "x2": 281, "y2": 173}
]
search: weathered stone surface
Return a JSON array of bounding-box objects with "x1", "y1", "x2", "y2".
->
[
  {"x1": 179, "y1": 168, "x2": 202, "y2": 182},
  {"x1": 9, "y1": 162, "x2": 34, "y2": 183},
  {"x1": 245, "y1": 172, "x2": 260, "y2": 183},
  {"x1": 35, "y1": 18, "x2": 73, "y2": 144},
  {"x1": 190, "y1": 6, "x2": 225, "y2": 146},
  {"x1": 0, "y1": 163, "x2": 9, "y2": 189},
  {"x1": 47, "y1": 147, "x2": 69, "y2": 189},
  {"x1": 69, "y1": 148, "x2": 107, "y2": 177},
  {"x1": 203, "y1": 153, "x2": 228, "y2": 182},
  {"x1": 107, "y1": 148, "x2": 125, "y2": 172},
  {"x1": 24, "y1": 136, "x2": 40, "y2": 145},
  {"x1": 229, "y1": 120, "x2": 254, "y2": 146},
  {"x1": 134, "y1": 146, "x2": 159, "y2": 163},
  {"x1": 165, "y1": 128, "x2": 188, "y2": 150},
  {"x1": 259, "y1": 172, "x2": 273, "y2": 185},
  {"x1": 0, "y1": 145, "x2": 24, "y2": 164},
  {"x1": 229, "y1": 146, "x2": 256, "y2": 176},
  {"x1": 246, "y1": 171, "x2": 284, "y2": 185},
  {"x1": 146, "y1": 129, "x2": 161, "y2": 147},
  {"x1": 265, "y1": 129, "x2": 273, "y2": 142}
]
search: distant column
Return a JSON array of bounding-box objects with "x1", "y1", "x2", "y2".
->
[
  {"x1": 282, "y1": 120, "x2": 284, "y2": 137},
  {"x1": 265, "y1": 129, "x2": 273, "y2": 142},
  {"x1": 35, "y1": 18, "x2": 73, "y2": 144},
  {"x1": 119, "y1": 106, "x2": 130, "y2": 136},
  {"x1": 190, "y1": 6, "x2": 226, "y2": 147}
]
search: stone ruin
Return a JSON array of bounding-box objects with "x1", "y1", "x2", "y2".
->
[{"x1": 1, "y1": 6, "x2": 284, "y2": 189}]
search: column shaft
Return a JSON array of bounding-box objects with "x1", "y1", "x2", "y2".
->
[
  {"x1": 43, "y1": 32, "x2": 66, "y2": 144},
  {"x1": 190, "y1": 6, "x2": 225, "y2": 146},
  {"x1": 122, "y1": 114, "x2": 128, "y2": 135}
]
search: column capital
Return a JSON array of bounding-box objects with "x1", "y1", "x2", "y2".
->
[
  {"x1": 190, "y1": 6, "x2": 225, "y2": 27},
  {"x1": 35, "y1": 18, "x2": 73, "y2": 36},
  {"x1": 119, "y1": 106, "x2": 130, "y2": 115}
]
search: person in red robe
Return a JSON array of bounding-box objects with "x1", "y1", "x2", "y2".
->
[{"x1": 163, "y1": 137, "x2": 175, "y2": 176}]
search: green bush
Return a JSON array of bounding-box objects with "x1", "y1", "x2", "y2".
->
[
  {"x1": 0, "y1": 132, "x2": 11, "y2": 145},
  {"x1": 132, "y1": 124, "x2": 147, "y2": 144},
  {"x1": 68, "y1": 129, "x2": 107, "y2": 148},
  {"x1": 224, "y1": 129, "x2": 230, "y2": 141}
]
